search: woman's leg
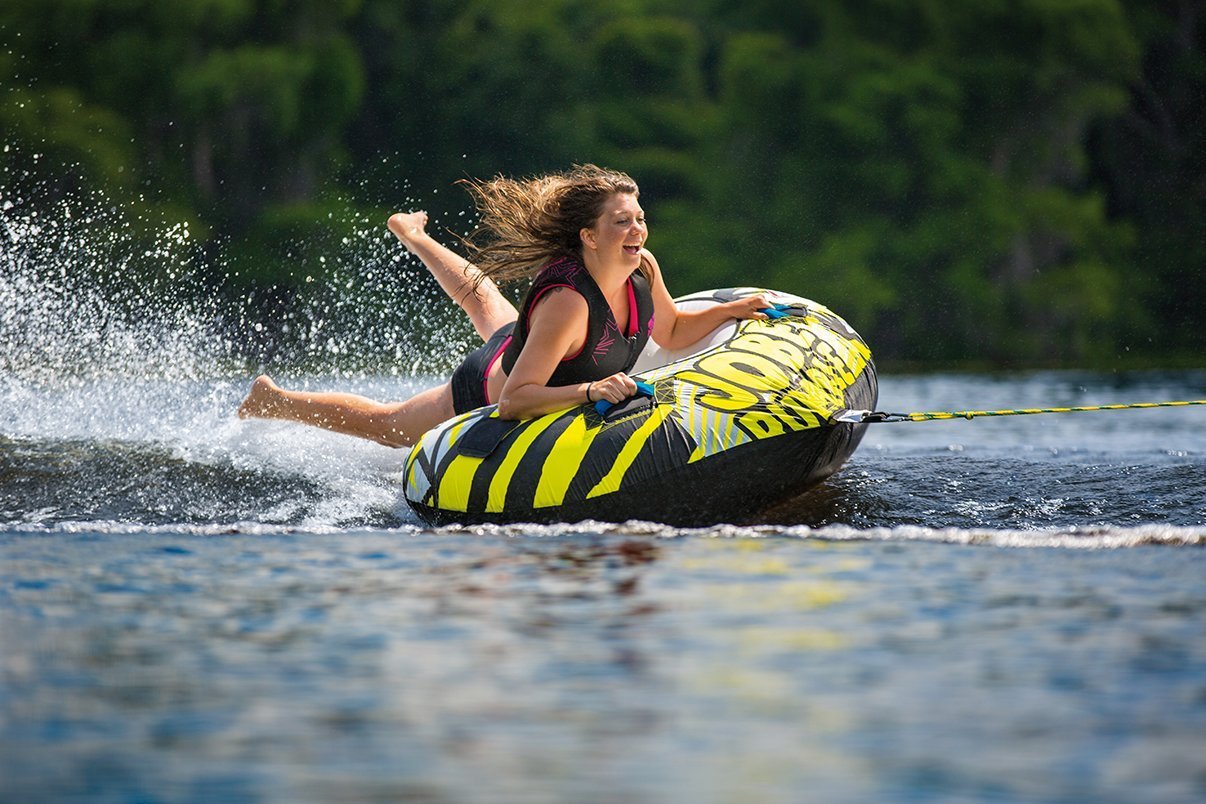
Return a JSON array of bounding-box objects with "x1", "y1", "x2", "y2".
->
[
  {"x1": 388, "y1": 212, "x2": 517, "y2": 341},
  {"x1": 237, "y1": 212, "x2": 509, "y2": 444},
  {"x1": 238, "y1": 375, "x2": 455, "y2": 448}
]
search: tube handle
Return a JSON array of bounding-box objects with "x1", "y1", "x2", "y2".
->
[{"x1": 594, "y1": 380, "x2": 656, "y2": 417}]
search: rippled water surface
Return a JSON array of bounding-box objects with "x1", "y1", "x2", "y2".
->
[{"x1": 2, "y1": 189, "x2": 1204, "y2": 801}]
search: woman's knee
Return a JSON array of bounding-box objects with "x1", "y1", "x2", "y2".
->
[
  {"x1": 380, "y1": 383, "x2": 456, "y2": 446},
  {"x1": 462, "y1": 285, "x2": 517, "y2": 341}
]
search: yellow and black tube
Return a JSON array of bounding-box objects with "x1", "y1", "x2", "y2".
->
[{"x1": 402, "y1": 288, "x2": 877, "y2": 525}]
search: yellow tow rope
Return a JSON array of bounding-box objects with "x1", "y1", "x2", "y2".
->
[{"x1": 831, "y1": 400, "x2": 1206, "y2": 424}]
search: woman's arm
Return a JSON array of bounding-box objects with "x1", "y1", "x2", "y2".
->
[
  {"x1": 643, "y1": 249, "x2": 768, "y2": 350},
  {"x1": 496, "y1": 289, "x2": 638, "y2": 420}
]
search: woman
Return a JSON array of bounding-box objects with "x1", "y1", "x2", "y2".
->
[{"x1": 238, "y1": 165, "x2": 768, "y2": 446}]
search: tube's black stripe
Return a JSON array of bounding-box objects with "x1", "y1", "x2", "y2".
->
[
  {"x1": 503, "y1": 410, "x2": 581, "y2": 513},
  {"x1": 615, "y1": 415, "x2": 695, "y2": 495},
  {"x1": 424, "y1": 417, "x2": 470, "y2": 507},
  {"x1": 462, "y1": 420, "x2": 532, "y2": 513},
  {"x1": 563, "y1": 415, "x2": 643, "y2": 502}
]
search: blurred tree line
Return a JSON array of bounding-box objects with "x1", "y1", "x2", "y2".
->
[{"x1": 2, "y1": 0, "x2": 1202, "y2": 369}]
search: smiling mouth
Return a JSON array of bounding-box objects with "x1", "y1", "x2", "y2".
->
[{"x1": 623, "y1": 245, "x2": 641, "y2": 255}]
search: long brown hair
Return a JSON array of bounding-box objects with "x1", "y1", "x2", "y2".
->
[{"x1": 458, "y1": 164, "x2": 642, "y2": 286}]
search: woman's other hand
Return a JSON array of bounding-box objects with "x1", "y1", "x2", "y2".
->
[{"x1": 724, "y1": 294, "x2": 771, "y2": 320}]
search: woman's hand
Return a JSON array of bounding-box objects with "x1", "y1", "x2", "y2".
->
[
  {"x1": 387, "y1": 211, "x2": 429, "y2": 249},
  {"x1": 723, "y1": 294, "x2": 771, "y2": 320},
  {"x1": 587, "y1": 372, "x2": 639, "y2": 405}
]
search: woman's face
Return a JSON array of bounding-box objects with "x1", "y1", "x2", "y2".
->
[{"x1": 583, "y1": 192, "x2": 646, "y2": 268}]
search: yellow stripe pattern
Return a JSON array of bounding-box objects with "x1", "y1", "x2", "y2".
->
[
  {"x1": 533, "y1": 414, "x2": 601, "y2": 509},
  {"x1": 430, "y1": 415, "x2": 484, "y2": 512},
  {"x1": 486, "y1": 412, "x2": 563, "y2": 512},
  {"x1": 586, "y1": 405, "x2": 675, "y2": 499}
]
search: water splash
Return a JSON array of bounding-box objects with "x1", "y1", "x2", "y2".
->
[
  {"x1": 0, "y1": 151, "x2": 478, "y2": 529},
  {"x1": 1, "y1": 155, "x2": 474, "y2": 385},
  {"x1": 1, "y1": 191, "x2": 216, "y2": 385}
]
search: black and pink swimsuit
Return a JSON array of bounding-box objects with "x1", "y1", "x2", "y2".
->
[{"x1": 449, "y1": 256, "x2": 655, "y2": 414}]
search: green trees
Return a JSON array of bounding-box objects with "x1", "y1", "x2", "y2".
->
[
  {"x1": 2, "y1": 0, "x2": 1200, "y2": 368},
  {"x1": 683, "y1": 1, "x2": 1143, "y2": 365},
  {"x1": 1088, "y1": 0, "x2": 1206, "y2": 360}
]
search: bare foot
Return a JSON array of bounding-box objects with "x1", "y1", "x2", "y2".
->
[
  {"x1": 387, "y1": 211, "x2": 428, "y2": 249},
  {"x1": 238, "y1": 375, "x2": 284, "y2": 419}
]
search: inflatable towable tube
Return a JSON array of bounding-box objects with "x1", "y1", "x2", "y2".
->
[{"x1": 403, "y1": 288, "x2": 877, "y2": 526}]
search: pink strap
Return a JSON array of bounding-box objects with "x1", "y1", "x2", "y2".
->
[
  {"x1": 482, "y1": 335, "x2": 512, "y2": 405},
  {"x1": 625, "y1": 278, "x2": 638, "y2": 337}
]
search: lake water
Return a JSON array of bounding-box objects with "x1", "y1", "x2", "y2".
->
[
  {"x1": 2, "y1": 187, "x2": 1204, "y2": 801},
  {"x1": 2, "y1": 367, "x2": 1204, "y2": 803}
]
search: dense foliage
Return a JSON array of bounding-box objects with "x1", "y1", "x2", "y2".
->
[{"x1": 2, "y1": 0, "x2": 1202, "y2": 368}]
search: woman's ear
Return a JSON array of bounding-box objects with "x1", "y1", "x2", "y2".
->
[{"x1": 580, "y1": 227, "x2": 596, "y2": 250}]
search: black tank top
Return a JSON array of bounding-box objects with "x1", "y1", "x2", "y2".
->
[{"x1": 499, "y1": 256, "x2": 655, "y2": 385}]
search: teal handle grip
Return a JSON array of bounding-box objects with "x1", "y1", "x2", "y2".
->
[{"x1": 594, "y1": 380, "x2": 655, "y2": 416}]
